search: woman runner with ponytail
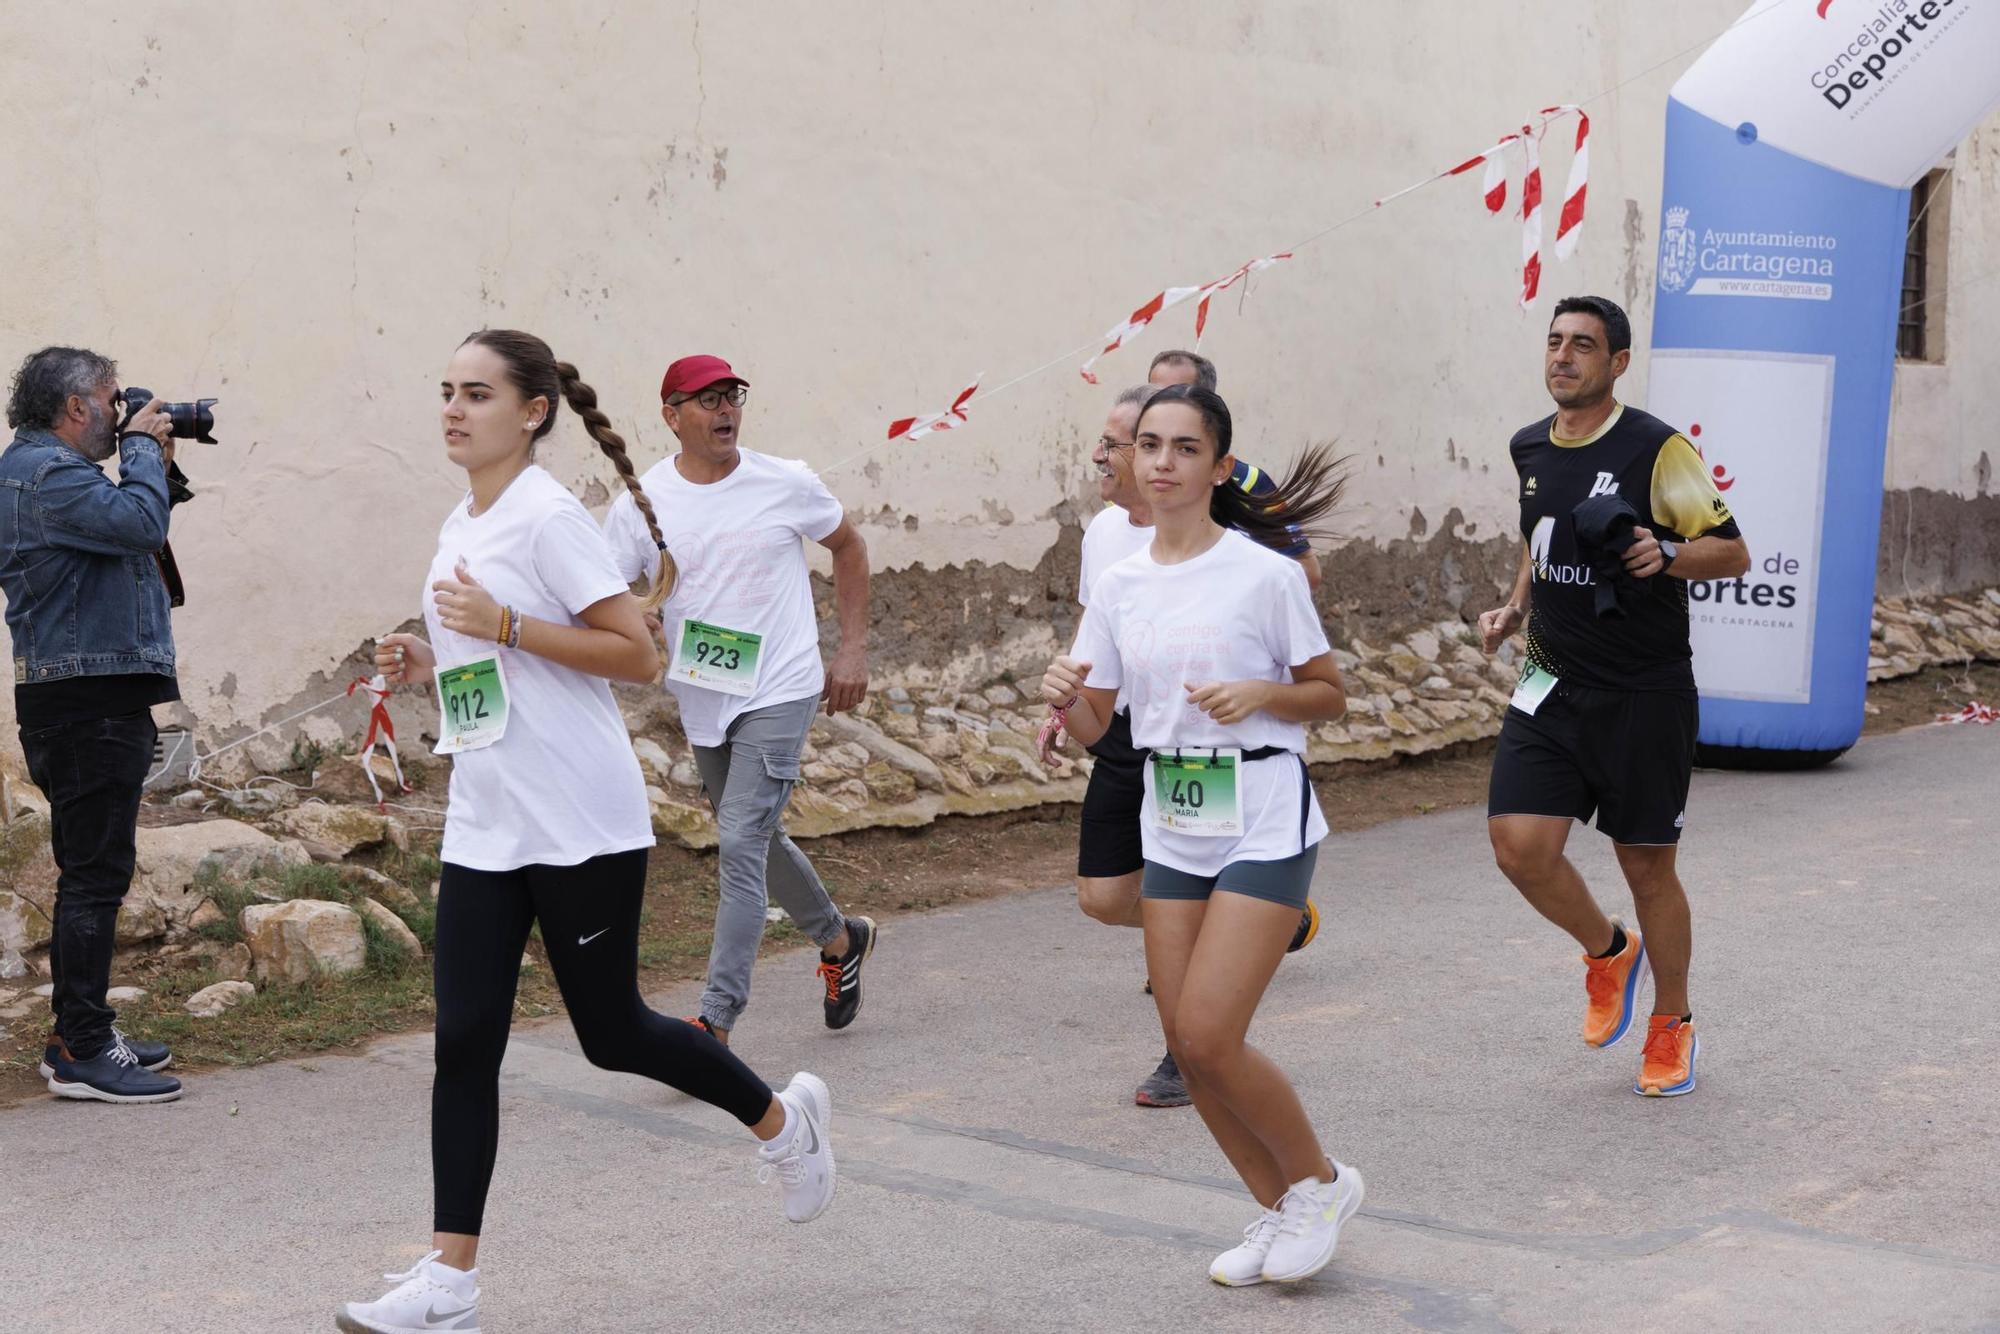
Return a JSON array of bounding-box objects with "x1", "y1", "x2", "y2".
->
[
  {"x1": 338, "y1": 331, "x2": 834, "y2": 1334},
  {"x1": 1042, "y1": 384, "x2": 1363, "y2": 1289}
]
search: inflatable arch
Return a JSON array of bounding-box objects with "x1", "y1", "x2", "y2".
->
[{"x1": 1644, "y1": 0, "x2": 2000, "y2": 767}]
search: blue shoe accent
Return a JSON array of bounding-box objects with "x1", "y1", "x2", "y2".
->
[
  {"x1": 47, "y1": 1041, "x2": 182, "y2": 1104},
  {"x1": 1637, "y1": 1034, "x2": 1699, "y2": 1097},
  {"x1": 1600, "y1": 935, "x2": 1648, "y2": 1048}
]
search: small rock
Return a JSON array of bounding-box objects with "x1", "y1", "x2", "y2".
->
[
  {"x1": 644, "y1": 784, "x2": 671, "y2": 807},
  {"x1": 1382, "y1": 653, "x2": 1428, "y2": 685},
  {"x1": 240, "y1": 900, "x2": 367, "y2": 985},
  {"x1": 105, "y1": 986, "x2": 147, "y2": 1003},
  {"x1": 171, "y1": 789, "x2": 209, "y2": 810},
  {"x1": 886, "y1": 686, "x2": 911, "y2": 704},
  {"x1": 185, "y1": 980, "x2": 256, "y2": 1018},
  {"x1": 339, "y1": 867, "x2": 419, "y2": 913},
  {"x1": 273, "y1": 804, "x2": 390, "y2": 858},
  {"x1": 631, "y1": 737, "x2": 673, "y2": 783},
  {"x1": 30, "y1": 983, "x2": 54, "y2": 998},
  {"x1": 827, "y1": 742, "x2": 873, "y2": 771},
  {"x1": 212, "y1": 943, "x2": 253, "y2": 982},
  {"x1": 983, "y1": 684, "x2": 1021, "y2": 707},
  {"x1": 668, "y1": 759, "x2": 702, "y2": 789},
  {"x1": 359, "y1": 898, "x2": 424, "y2": 960},
  {"x1": 1407, "y1": 630, "x2": 1442, "y2": 662}
]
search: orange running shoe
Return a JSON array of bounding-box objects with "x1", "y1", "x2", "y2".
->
[
  {"x1": 1635, "y1": 1015, "x2": 1698, "y2": 1096},
  {"x1": 1580, "y1": 919, "x2": 1648, "y2": 1048}
]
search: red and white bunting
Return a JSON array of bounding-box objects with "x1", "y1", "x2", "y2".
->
[
  {"x1": 1519, "y1": 127, "x2": 1545, "y2": 307},
  {"x1": 887, "y1": 375, "x2": 981, "y2": 441},
  {"x1": 1936, "y1": 701, "x2": 1999, "y2": 725},
  {"x1": 346, "y1": 674, "x2": 414, "y2": 812},
  {"x1": 1446, "y1": 105, "x2": 1589, "y2": 308},
  {"x1": 1078, "y1": 253, "x2": 1292, "y2": 382},
  {"x1": 1195, "y1": 252, "x2": 1293, "y2": 346},
  {"x1": 1546, "y1": 104, "x2": 1590, "y2": 259},
  {"x1": 1078, "y1": 287, "x2": 1205, "y2": 384}
]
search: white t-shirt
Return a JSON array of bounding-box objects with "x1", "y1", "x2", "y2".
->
[
  {"x1": 1076, "y1": 504, "x2": 1154, "y2": 713},
  {"x1": 1073, "y1": 528, "x2": 1331, "y2": 874},
  {"x1": 603, "y1": 448, "x2": 846, "y2": 747},
  {"x1": 423, "y1": 466, "x2": 654, "y2": 871},
  {"x1": 1077, "y1": 503, "x2": 1153, "y2": 607}
]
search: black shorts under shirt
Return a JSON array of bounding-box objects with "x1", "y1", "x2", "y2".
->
[{"x1": 1487, "y1": 681, "x2": 1697, "y2": 845}]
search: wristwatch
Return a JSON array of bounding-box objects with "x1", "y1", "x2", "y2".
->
[{"x1": 1657, "y1": 539, "x2": 1679, "y2": 572}]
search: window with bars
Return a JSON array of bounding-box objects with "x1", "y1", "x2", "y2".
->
[{"x1": 1897, "y1": 175, "x2": 1931, "y2": 360}]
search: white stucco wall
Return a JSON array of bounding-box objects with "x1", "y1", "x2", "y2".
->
[{"x1": 2, "y1": 1, "x2": 1993, "y2": 754}]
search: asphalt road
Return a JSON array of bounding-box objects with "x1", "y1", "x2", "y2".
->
[{"x1": 4, "y1": 724, "x2": 1996, "y2": 1333}]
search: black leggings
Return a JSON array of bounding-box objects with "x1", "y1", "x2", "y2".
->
[{"x1": 432, "y1": 848, "x2": 774, "y2": 1236}]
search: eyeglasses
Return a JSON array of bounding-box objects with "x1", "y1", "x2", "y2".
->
[
  {"x1": 1097, "y1": 435, "x2": 1135, "y2": 453},
  {"x1": 670, "y1": 384, "x2": 749, "y2": 411}
]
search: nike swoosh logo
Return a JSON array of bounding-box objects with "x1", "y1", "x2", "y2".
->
[
  {"x1": 803, "y1": 1115, "x2": 821, "y2": 1155},
  {"x1": 425, "y1": 1301, "x2": 475, "y2": 1325},
  {"x1": 578, "y1": 928, "x2": 610, "y2": 945}
]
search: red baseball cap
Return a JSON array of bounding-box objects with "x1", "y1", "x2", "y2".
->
[{"x1": 660, "y1": 354, "x2": 747, "y2": 401}]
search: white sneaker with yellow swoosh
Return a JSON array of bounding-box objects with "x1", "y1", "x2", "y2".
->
[
  {"x1": 758, "y1": 1072, "x2": 836, "y2": 1223},
  {"x1": 335, "y1": 1250, "x2": 480, "y2": 1332},
  {"x1": 1260, "y1": 1163, "x2": 1366, "y2": 1284}
]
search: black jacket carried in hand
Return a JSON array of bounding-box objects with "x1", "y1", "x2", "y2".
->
[{"x1": 1570, "y1": 493, "x2": 1644, "y2": 620}]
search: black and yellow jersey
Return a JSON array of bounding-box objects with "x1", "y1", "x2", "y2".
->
[{"x1": 1508, "y1": 402, "x2": 1740, "y2": 693}]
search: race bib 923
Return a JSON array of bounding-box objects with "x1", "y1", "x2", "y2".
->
[{"x1": 670, "y1": 618, "x2": 765, "y2": 697}]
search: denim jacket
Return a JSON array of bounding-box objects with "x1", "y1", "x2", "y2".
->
[{"x1": 0, "y1": 427, "x2": 177, "y2": 685}]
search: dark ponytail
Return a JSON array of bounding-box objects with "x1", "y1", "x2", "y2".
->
[
  {"x1": 1137, "y1": 383, "x2": 1346, "y2": 551},
  {"x1": 461, "y1": 329, "x2": 677, "y2": 609}
]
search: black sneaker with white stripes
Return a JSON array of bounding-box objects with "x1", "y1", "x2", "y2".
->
[{"x1": 816, "y1": 915, "x2": 876, "y2": 1030}]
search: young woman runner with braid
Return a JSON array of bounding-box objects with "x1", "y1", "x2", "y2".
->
[
  {"x1": 338, "y1": 331, "x2": 834, "y2": 1334},
  {"x1": 1042, "y1": 384, "x2": 1363, "y2": 1289}
]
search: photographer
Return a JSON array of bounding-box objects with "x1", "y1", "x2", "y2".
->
[{"x1": 1, "y1": 346, "x2": 185, "y2": 1104}]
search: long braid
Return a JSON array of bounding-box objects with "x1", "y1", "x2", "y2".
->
[{"x1": 555, "y1": 361, "x2": 676, "y2": 609}]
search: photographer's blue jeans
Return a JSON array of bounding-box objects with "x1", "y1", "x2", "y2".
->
[
  {"x1": 690, "y1": 695, "x2": 846, "y2": 1032},
  {"x1": 19, "y1": 709, "x2": 155, "y2": 1061}
]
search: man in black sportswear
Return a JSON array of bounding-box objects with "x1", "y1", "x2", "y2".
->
[{"x1": 1478, "y1": 296, "x2": 1748, "y2": 1098}]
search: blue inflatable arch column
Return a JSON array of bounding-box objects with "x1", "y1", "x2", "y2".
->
[{"x1": 1643, "y1": 0, "x2": 2000, "y2": 768}]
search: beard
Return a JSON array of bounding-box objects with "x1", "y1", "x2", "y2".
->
[{"x1": 78, "y1": 400, "x2": 118, "y2": 462}]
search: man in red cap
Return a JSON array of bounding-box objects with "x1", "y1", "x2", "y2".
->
[{"x1": 605, "y1": 355, "x2": 878, "y2": 1043}]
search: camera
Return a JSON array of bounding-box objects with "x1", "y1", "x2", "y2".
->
[{"x1": 118, "y1": 387, "x2": 219, "y2": 444}]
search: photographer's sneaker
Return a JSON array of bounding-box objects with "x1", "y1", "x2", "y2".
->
[
  {"x1": 1209, "y1": 1207, "x2": 1284, "y2": 1286},
  {"x1": 816, "y1": 915, "x2": 876, "y2": 1030},
  {"x1": 41, "y1": 1026, "x2": 171, "y2": 1079},
  {"x1": 758, "y1": 1072, "x2": 835, "y2": 1223},
  {"x1": 1582, "y1": 918, "x2": 1648, "y2": 1048},
  {"x1": 45, "y1": 1038, "x2": 181, "y2": 1104},
  {"x1": 1260, "y1": 1164, "x2": 1366, "y2": 1284},
  {"x1": 336, "y1": 1251, "x2": 481, "y2": 1333}
]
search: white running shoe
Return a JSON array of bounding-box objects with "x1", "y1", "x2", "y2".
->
[
  {"x1": 1260, "y1": 1164, "x2": 1366, "y2": 1283},
  {"x1": 758, "y1": 1072, "x2": 835, "y2": 1223},
  {"x1": 335, "y1": 1251, "x2": 481, "y2": 1333},
  {"x1": 1209, "y1": 1207, "x2": 1284, "y2": 1286}
]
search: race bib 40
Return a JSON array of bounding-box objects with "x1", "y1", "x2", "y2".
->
[{"x1": 1151, "y1": 748, "x2": 1244, "y2": 837}]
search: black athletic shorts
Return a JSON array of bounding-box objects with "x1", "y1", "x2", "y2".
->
[
  {"x1": 1487, "y1": 681, "x2": 1697, "y2": 845},
  {"x1": 1077, "y1": 709, "x2": 1146, "y2": 877}
]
